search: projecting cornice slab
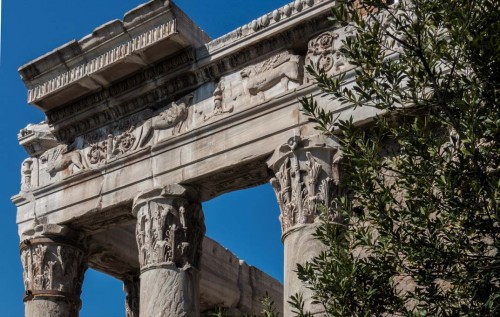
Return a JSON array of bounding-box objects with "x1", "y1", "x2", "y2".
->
[{"x1": 19, "y1": 0, "x2": 209, "y2": 110}]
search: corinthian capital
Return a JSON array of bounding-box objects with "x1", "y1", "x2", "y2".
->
[
  {"x1": 132, "y1": 185, "x2": 205, "y2": 271},
  {"x1": 20, "y1": 224, "x2": 87, "y2": 307},
  {"x1": 267, "y1": 135, "x2": 341, "y2": 235}
]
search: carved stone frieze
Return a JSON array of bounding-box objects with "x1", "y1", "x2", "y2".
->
[
  {"x1": 305, "y1": 27, "x2": 355, "y2": 81},
  {"x1": 32, "y1": 92, "x2": 198, "y2": 185},
  {"x1": 268, "y1": 135, "x2": 341, "y2": 234},
  {"x1": 203, "y1": 50, "x2": 304, "y2": 122},
  {"x1": 20, "y1": 225, "x2": 87, "y2": 306},
  {"x1": 132, "y1": 185, "x2": 205, "y2": 271},
  {"x1": 17, "y1": 3, "x2": 336, "y2": 193},
  {"x1": 51, "y1": 72, "x2": 198, "y2": 143},
  {"x1": 38, "y1": 12, "x2": 332, "y2": 146},
  {"x1": 58, "y1": 14, "x2": 330, "y2": 134},
  {"x1": 80, "y1": 94, "x2": 194, "y2": 162}
]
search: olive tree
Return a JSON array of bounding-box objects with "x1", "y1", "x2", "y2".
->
[{"x1": 293, "y1": 0, "x2": 500, "y2": 315}]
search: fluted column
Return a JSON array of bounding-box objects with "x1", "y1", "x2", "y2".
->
[
  {"x1": 20, "y1": 224, "x2": 87, "y2": 317},
  {"x1": 132, "y1": 184, "x2": 205, "y2": 317},
  {"x1": 268, "y1": 135, "x2": 341, "y2": 317}
]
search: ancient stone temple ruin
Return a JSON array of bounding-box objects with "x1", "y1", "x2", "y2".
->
[{"x1": 12, "y1": 0, "x2": 363, "y2": 316}]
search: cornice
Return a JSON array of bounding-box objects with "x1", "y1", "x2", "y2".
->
[
  {"x1": 203, "y1": 0, "x2": 333, "y2": 55},
  {"x1": 27, "y1": 21, "x2": 178, "y2": 105},
  {"x1": 18, "y1": 0, "x2": 210, "y2": 111}
]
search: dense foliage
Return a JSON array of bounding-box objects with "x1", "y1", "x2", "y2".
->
[{"x1": 294, "y1": 0, "x2": 500, "y2": 316}]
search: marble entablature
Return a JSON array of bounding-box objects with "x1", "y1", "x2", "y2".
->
[{"x1": 18, "y1": 30, "x2": 352, "y2": 190}]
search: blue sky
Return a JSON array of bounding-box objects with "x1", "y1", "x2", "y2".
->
[{"x1": 0, "y1": 1, "x2": 292, "y2": 316}]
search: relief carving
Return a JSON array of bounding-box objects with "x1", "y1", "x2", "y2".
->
[
  {"x1": 83, "y1": 110, "x2": 152, "y2": 166},
  {"x1": 133, "y1": 186, "x2": 205, "y2": 271},
  {"x1": 38, "y1": 14, "x2": 332, "y2": 144},
  {"x1": 140, "y1": 94, "x2": 195, "y2": 144},
  {"x1": 42, "y1": 144, "x2": 85, "y2": 177},
  {"x1": 201, "y1": 50, "x2": 305, "y2": 123},
  {"x1": 305, "y1": 28, "x2": 355, "y2": 81},
  {"x1": 87, "y1": 142, "x2": 108, "y2": 165},
  {"x1": 110, "y1": 126, "x2": 137, "y2": 156},
  {"x1": 151, "y1": 94, "x2": 193, "y2": 133},
  {"x1": 241, "y1": 51, "x2": 303, "y2": 101},
  {"x1": 268, "y1": 136, "x2": 340, "y2": 234},
  {"x1": 20, "y1": 237, "x2": 86, "y2": 304},
  {"x1": 204, "y1": 79, "x2": 234, "y2": 121},
  {"x1": 21, "y1": 159, "x2": 33, "y2": 191},
  {"x1": 34, "y1": 92, "x2": 195, "y2": 183}
]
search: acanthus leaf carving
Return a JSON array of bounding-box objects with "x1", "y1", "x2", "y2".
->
[
  {"x1": 20, "y1": 239, "x2": 86, "y2": 303},
  {"x1": 134, "y1": 190, "x2": 205, "y2": 271},
  {"x1": 269, "y1": 136, "x2": 340, "y2": 234}
]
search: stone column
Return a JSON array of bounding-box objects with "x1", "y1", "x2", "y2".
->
[
  {"x1": 132, "y1": 185, "x2": 205, "y2": 317},
  {"x1": 123, "y1": 275, "x2": 140, "y2": 317},
  {"x1": 20, "y1": 224, "x2": 87, "y2": 317},
  {"x1": 268, "y1": 135, "x2": 341, "y2": 317}
]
